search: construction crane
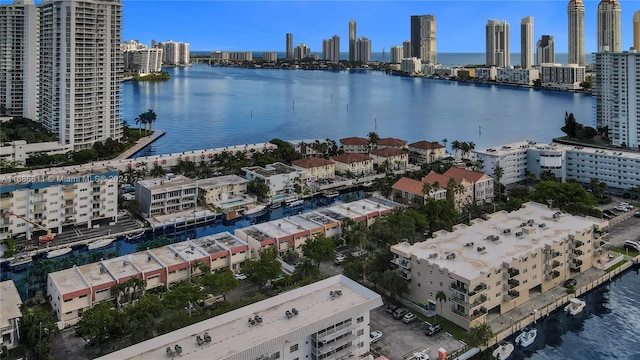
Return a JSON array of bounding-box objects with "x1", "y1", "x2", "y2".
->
[{"x1": 2, "y1": 211, "x2": 55, "y2": 243}]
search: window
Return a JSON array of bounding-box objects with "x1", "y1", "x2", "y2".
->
[
  {"x1": 357, "y1": 329, "x2": 364, "y2": 336},
  {"x1": 272, "y1": 352, "x2": 280, "y2": 359},
  {"x1": 357, "y1": 316, "x2": 364, "y2": 323},
  {"x1": 290, "y1": 344, "x2": 298, "y2": 352},
  {"x1": 496, "y1": 281, "x2": 501, "y2": 286}
]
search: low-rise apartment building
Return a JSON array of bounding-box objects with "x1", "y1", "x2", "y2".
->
[
  {"x1": 0, "y1": 140, "x2": 73, "y2": 165},
  {"x1": 369, "y1": 148, "x2": 409, "y2": 171},
  {"x1": 197, "y1": 175, "x2": 254, "y2": 211},
  {"x1": 0, "y1": 280, "x2": 22, "y2": 350},
  {"x1": 291, "y1": 157, "x2": 336, "y2": 182},
  {"x1": 96, "y1": 275, "x2": 383, "y2": 360},
  {"x1": 540, "y1": 63, "x2": 586, "y2": 90},
  {"x1": 391, "y1": 177, "x2": 447, "y2": 206},
  {"x1": 475, "y1": 67, "x2": 497, "y2": 81},
  {"x1": 443, "y1": 167, "x2": 494, "y2": 204},
  {"x1": 407, "y1": 141, "x2": 447, "y2": 165},
  {"x1": 376, "y1": 137, "x2": 407, "y2": 150},
  {"x1": 423, "y1": 172, "x2": 474, "y2": 209},
  {"x1": 331, "y1": 153, "x2": 373, "y2": 176},
  {"x1": 391, "y1": 202, "x2": 607, "y2": 330},
  {"x1": 339, "y1": 137, "x2": 369, "y2": 153},
  {"x1": 135, "y1": 174, "x2": 198, "y2": 218},
  {"x1": 241, "y1": 163, "x2": 303, "y2": 201},
  {"x1": 0, "y1": 167, "x2": 119, "y2": 240},
  {"x1": 496, "y1": 68, "x2": 539, "y2": 85}
]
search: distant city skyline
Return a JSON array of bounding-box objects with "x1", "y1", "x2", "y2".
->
[{"x1": 121, "y1": 1, "x2": 635, "y2": 53}]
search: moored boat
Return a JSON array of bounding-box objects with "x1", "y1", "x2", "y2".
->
[
  {"x1": 269, "y1": 202, "x2": 282, "y2": 209},
  {"x1": 8, "y1": 254, "x2": 33, "y2": 269},
  {"x1": 322, "y1": 190, "x2": 340, "y2": 198},
  {"x1": 244, "y1": 205, "x2": 268, "y2": 218},
  {"x1": 87, "y1": 238, "x2": 115, "y2": 250},
  {"x1": 564, "y1": 297, "x2": 586, "y2": 315},
  {"x1": 515, "y1": 327, "x2": 537, "y2": 347},
  {"x1": 492, "y1": 341, "x2": 514, "y2": 360},
  {"x1": 46, "y1": 247, "x2": 73, "y2": 259},
  {"x1": 285, "y1": 199, "x2": 304, "y2": 208},
  {"x1": 124, "y1": 230, "x2": 146, "y2": 242}
]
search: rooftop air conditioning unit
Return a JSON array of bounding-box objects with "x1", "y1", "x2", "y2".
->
[
  {"x1": 429, "y1": 253, "x2": 438, "y2": 259},
  {"x1": 465, "y1": 242, "x2": 474, "y2": 247},
  {"x1": 477, "y1": 246, "x2": 485, "y2": 252},
  {"x1": 503, "y1": 229, "x2": 511, "y2": 234},
  {"x1": 446, "y1": 253, "x2": 456, "y2": 260},
  {"x1": 515, "y1": 231, "x2": 523, "y2": 237}
]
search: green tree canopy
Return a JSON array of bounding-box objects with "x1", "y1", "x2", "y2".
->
[
  {"x1": 242, "y1": 247, "x2": 281, "y2": 292},
  {"x1": 302, "y1": 234, "x2": 336, "y2": 268}
]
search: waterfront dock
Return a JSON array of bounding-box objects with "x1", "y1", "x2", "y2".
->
[{"x1": 115, "y1": 130, "x2": 166, "y2": 160}]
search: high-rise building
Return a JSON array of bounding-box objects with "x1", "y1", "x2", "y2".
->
[
  {"x1": 597, "y1": 0, "x2": 621, "y2": 52},
  {"x1": 536, "y1": 35, "x2": 555, "y2": 64},
  {"x1": 521, "y1": 16, "x2": 534, "y2": 69},
  {"x1": 322, "y1": 35, "x2": 340, "y2": 62},
  {"x1": 568, "y1": 0, "x2": 585, "y2": 65},
  {"x1": 402, "y1": 40, "x2": 411, "y2": 58},
  {"x1": 594, "y1": 51, "x2": 640, "y2": 148},
  {"x1": 410, "y1": 15, "x2": 437, "y2": 64},
  {"x1": 286, "y1": 33, "x2": 293, "y2": 59},
  {"x1": 349, "y1": 19, "x2": 356, "y2": 62},
  {"x1": 391, "y1": 46, "x2": 403, "y2": 64},
  {"x1": 159, "y1": 40, "x2": 190, "y2": 65},
  {"x1": 0, "y1": 0, "x2": 38, "y2": 119},
  {"x1": 294, "y1": 43, "x2": 310, "y2": 60},
  {"x1": 486, "y1": 19, "x2": 510, "y2": 67},
  {"x1": 356, "y1": 37, "x2": 371, "y2": 63},
  {"x1": 634, "y1": 11, "x2": 640, "y2": 50},
  {"x1": 38, "y1": 0, "x2": 124, "y2": 148}
]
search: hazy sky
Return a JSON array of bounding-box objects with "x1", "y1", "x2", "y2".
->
[{"x1": 122, "y1": 0, "x2": 638, "y2": 52}]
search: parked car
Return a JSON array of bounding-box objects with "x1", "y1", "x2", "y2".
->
[
  {"x1": 393, "y1": 307, "x2": 408, "y2": 320},
  {"x1": 402, "y1": 312, "x2": 418, "y2": 324},
  {"x1": 234, "y1": 273, "x2": 247, "y2": 280},
  {"x1": 634, "y1": 212, "x2": 640, "y2": 218},
  {"x1": 603, "y1": 209, "x2": 617, "y2": 216},
  {"x1": 563, "y1": 278, "x2": 577, "y2": 288},
  {"x1": 385, "y1": 304, "x2": 398, "y2": 314},
  {"x1": 369, "y1": 330, "x2": 383, "y2": 344},
  {"x1": 624, "y1": 240, "x2": 640, "y2": 252},
  {"x1": 424, "y1": 322, "x2": 442, "y2": 336},
  {"x1": 614, "y1": 206, "x2": 628, "y2": 212},
  {"x1": 334, "y1": 254, "x2": 346, "y2": 265}
]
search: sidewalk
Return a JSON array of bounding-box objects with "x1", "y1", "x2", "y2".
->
[{"x1": 114, "y1": 130, "x2": 166, "y2": 160}]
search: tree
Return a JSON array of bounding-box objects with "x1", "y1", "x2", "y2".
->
[
  {"x1": 367, "y1": 131, "x2": 380, "y2": 149},
  {"x1": 78, "y1": 302, "x2": 128, "y2": 350},
  {"x1": 343, "y1": 255, "x2": 364, "y2": 282},
  {"x1": 435, "y1": 290, "x2": 447, "y2": 324},
  {"x1": 342, "y1": 218, "x2": 371, "y2": 250},
  {"x1": 493, "y1": 166, "x2": 504, "y2": 201},
  {"x1": 469, "y1": 322, "x2": 494, "y2": 347},
  {"x1": 590, "y1": 178, "x2": 607, "y2": 200},
  {"x1": 20, "y1": 305, "x2": 59, "y2": 360},
  {"x1": 247, "y1": 178, "x2": 270, "y2": 199},
  {"x1": 113, "y1": 277, "x2": 146, "y2": 307},
  {"x1": 378, "y1": 269, "x2": 408, "y2": 298},
  {"x1": 302, "y1": 234, "x2": 335, "y2": 268},
  {"x1": 242, "y1": 247, "x2": 281, "y2": 292},
  {"x1": 561, "y1": 112, "x2": 582, "y2": 139},
  {"x1": 451, "y1": 140, "x2": 461, "y2": 159},
  {"x1": 201, "y1": 268, "x2": 239, "y2": 300},
  {"x1": 149, "y1": 164, "x2": 166, "y2": 177}
]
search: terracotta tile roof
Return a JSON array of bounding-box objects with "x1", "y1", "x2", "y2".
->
[
  {"x1": 331, "y1": 153, "x2": 373, "y2": 164},
  {"x1": 369, "y1": 148, "x2": 408, "y2": 158},
  {"x1": 291, "y1": 157, "x2": 335, "y2": 169},
  {"x1": 391, "y1": 177, "x2": 425, "y2": 196},
  {"x1": 408, "y1": 141, "x2": 445, "y2": 150},
  {"x1": 444, "y1": 167, "x2": 487, "y2": 183},
  {"x1": 339, "y1": 137, "x2": 369, "y2": 146},
  {"x1": 422, "y1": 172, "x2": 459, "y2": 186},
  {"x1": 377, "y1": 138, "x2": 407, "y2": 147}
]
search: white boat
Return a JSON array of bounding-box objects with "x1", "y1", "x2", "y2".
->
[
  {"x1": 8, "y1": 254, "x2": 33, "y2": 268},
  {"x1": 244, "y1": 205, "x2": 268, "y2": 218},
  {"x1": 269, "y1": 202, "x2": 282, "y2": 209},
  {"x1": 361, "y1": 181, "x2": 373, "y2": 187},
  {"x1": 564, "y1": 297, "x2": 586, "y2": 315},
  {"x1": 87, "y1": 238, "x2": 115, "y2": 250},
  {"x1": 46, "y1": 247, "x2": 72, "y2": 259},
  {"x1": 515, "y1": 327, "x2": 537, "y2": 347},
  {"x1": 124, "y1": 231, "x2": 145, "y2": 242},
  {"x1": 285, "y1": 199, "x2": 304, "y2": 208},
  {"x1": 322, "y1": 190, "x2": 340, "y2": 198},
  {"x1": 492, "y1": 341, "x2": 514, "y2": 360}
]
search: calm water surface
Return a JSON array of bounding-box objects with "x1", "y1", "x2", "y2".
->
[{"x1": 122, "y1": 65, "x2": 593, "y2": 156}]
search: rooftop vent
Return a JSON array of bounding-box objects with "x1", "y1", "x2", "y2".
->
[
  {"x1": 174, "y1": 344, "x2": 182, "y2": 355},
  {"x1": 539, "y1": 223, "x2": 546, "y2": 228},
  {"x1": 503, "y1": 229, "x2": 511, "y2": 234},
  {"x1": 520, "y1": 222, "x2": 527, "y2": 227},
  {"x1": 254, "y1": 315, "x2": 262, "y2": 323},
  {"x1": 477, "y1": 246, "x2": 486, "y2": 252},
  {"x1": 527, "y1": 219, "x2": 534, "y2": 225},
  {"x1": 429, "y1": 253, "x2": 438, "y2": 259},
  {"x1": 292, "y1": 308, "x2": 298, "y2": 315},
  {"x1": 553, "y1": 212, "x2": 560, "y2": 219},
  {"x1": 446, "y1": 253, "x2": 456, "y2": 260},
  {"x1": 329, "y1": 289, "x2": 343, "y2": 299},
  {"x1": 465, "y1": 242, "x2": 474, "y2": 247},
  {"x1": 285, "y1": 310, "x2": 293, "y2": 319},
  {"x1": 515, "y1": 231, "x2": 524, "y2": 237}
]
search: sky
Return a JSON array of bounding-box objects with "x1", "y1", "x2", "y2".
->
[{"x1": 121, "y1": 0, "x2": 638, "y2": 53}]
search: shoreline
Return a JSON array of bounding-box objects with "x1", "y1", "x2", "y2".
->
[{"x1": 114, "y1": 130, "x2": 166, "y2": 160}]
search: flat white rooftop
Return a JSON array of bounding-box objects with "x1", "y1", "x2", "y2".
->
[
  {"x1": 50, "y1": 268, "x2": 89, "y2": 295},
  {"x1": 196, "y1": 175, "x2": 248, "y2": 189},
  {"x1": 96, "y1": 275, "x2": 383, "y2": 360},
  {"x1": 169, "y1": 241, "x2": 210, "y2": 262},
  {"x1": 128, "y1": 252, "x2": 164, "y2": 274},
  {"x1": 138, "y1": 174, "x2": 196, "y2": 190},
  {"x1": 0, "y1": 281, "x2": 23, "y2": 324},
  {"x1": 103, "y1": 257, "x2": 143, "y2": 281},
  {"x1": 191, "y1": 232, "x2": 247, "y2": 254},
  {"x1": 392, "y1": 202, "x2": 606, "y2": 280}
]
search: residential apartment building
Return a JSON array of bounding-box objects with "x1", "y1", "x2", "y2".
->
[
  {"x1": 0, "y1": 0, "x2": 38, "y2": 119},
  {"x1": 391, "y1": 177, "x2": 447, "y2": 206},
  {"x1": 263, "y1": 52, "x2": 277, "y2": 62},
  {"x1": 403, "y1": 40, "x2": 411, "y2": 58},
  {"x1": 47, "y1": 232, "x2": 250, "y2": 323},
  {"x1": 540, "y1": 63, "x2": 586, "y2": 90},
  {"x1": 423, "y1": 172, "x2": 474, "y2": 209},
  {"x1": 331, "y1": 154, "x2": 373, "y2": 176},
  {"x1": 349, "y1": 20, "x2": 356, "y2": 62},
  {"x1": 210, "y1": 51, "x2": 253, "y2": 63},
  {"x1": 96, "y1": 276, "x2": 383, "y2": 360},
  {"x1": 407, "y1": 141, "x2": 446, "y2": 165},
  {"x1": 401, "y1": 57, "x2": 422, "y2": 74},
  {"x1": 391, "y1": 202, "x2": 608, "y2": 330},
  {"x1": 123, "y1": 48, "x2": 163, "y2": 76},
  {"x1": 444, "y1": 167, "x2": 494, "y2": 204},
  {"x1": 597, "y1": 0, "x2": 621, "y2": 52},
  {"x1": 286, "y1": 33, "x2": 293, "y2": 59},
  {"x1": 159, "y1": 40, "x2": 190, "y2": 65},
  {"x1": 242, "y1": 163, "x2": 303, "y2": 200},
  {"x1": 294, "y1": 43, "x2": 311, "y2": 60},
  {"x1": 475, "y1": 67, "x2": 497, "y2": 81},
  {"x1": 0, "y1": 280, "x2": 22, "y2": 350},
  {"x1": 391, "y1": 46, "x2": 403, "y2": 64},
  {"x1": 564, "y1": 145, "x2": 640, "y2": 190},
  {"x1": 496, "y1": 68, "x2": 539, "y2": 85},
  {"x1": 536, "y1": 35, "x2": 555, "y2": 65},
  {"x1": 376, "y1": 137, "x2": 407, "y2": 150},
  {"x1": 0, "y1": 167, "x2": 119, "y2": 240},
  {"x1": 340, "y1": 137, "x2": 369, "y2": 153},
  {"x1": 486, "y1": 19, "x2": 510, "y2": 67},
  {"x1": 455, "y1": 68, "x2": 475, "y2": 81},
  {"x1": 410, "y1": 14, "x2": 437, "y2": 64},
  {"x1": 135, "y1": 174, "x2": 198, "y2": 218},
  {"x1": 291, "y1": 157, "x2": 336, "y2": 183},
  {"x1": 369, "y1": 148, "x2": 409, "y2": 170},
  {"x1": 635, "y1": 11, "x2": 640, "y2": 50},
  {"x1": 594, "y1": 51, "x2": 639, "y2": 148},
  {"x1": 0, "y1": 140, "x2": 73, "y2": 165},
  {"x1": 356, "y1": 37, "x2": 371, "y2": 63},
  {"x1": 521, "y1": 16, "x2": 534, "y2": 69},
  {"x1": 197, "y1": 175, "x2": 251, "y2": 210},
  {"x1": 322, "y1": 35, "x2": 340, "y2": 62},
  {"x1": 568, "y1": 0, "x2": 585, "y2": 65}
]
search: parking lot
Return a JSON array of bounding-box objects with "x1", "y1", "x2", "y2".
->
[{"x1": 369, "y1": 305, "x2": 466, "y2": 360}]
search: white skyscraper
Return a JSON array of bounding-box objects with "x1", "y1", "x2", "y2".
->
[
  {"x1": 410, "y1": 15, "x2": 437, "y2": 64},
  {"x1": 391, "y1": 46, "x2": 403, "y2": 64},
  {"x1": 594, "y1": 52, "x2": 640, "y2": 148},
  {"x1": 568, "y1": 0, "x2": 585, "y2": 65},
  {"x1": 486, "y1": 19, "x2": 510, "y2": 67},
  {"x1": 322, "y1": 35, "x2": 340, "y2": 62},
  {"x1": 38, "y1": 0, "x2": 124, "y2": 148},
  {"x1": 0, "y1": 0, "x2": 38, "y2": 119},
  {"x1": 597, "y1": 0, "x2": 621, "y2": 53},
  {"x1": 349, "y1": 20, "x2": 356, "y2": 62},
  {"x1": 521, "y1": 16, "x2": 534, "y2": 69},
  {"x1": 356, "y1": 37, "x2": 371, "y2": 63},
  {"x1": 160, "y1": 40, "x2": 190, "y2": 65}
]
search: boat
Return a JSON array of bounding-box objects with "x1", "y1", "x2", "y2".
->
[
  {"x1": 244, "y1": 205, "x2": 268, "y2": 218},
  {"x1": 8, "y1": 254, "x2": 33, "y2": 269},
  {"x1": 46, "y1": 247, "x2": 73, "y2": 259},
  {"x1": 515, "y1": 327, "x2": 537, "y2": 347},
  {"x1": 269, "y1": 202, "x2": 282, "y2": 209},
  {"x1": 564, "y1": 297, "x2": 586, "y2": 315},
  {"x1": 87, "y1": 238, "x2": 115, "y2": 250},
  {"x1": 322, "y1": 190, "x2": 340, "y2": 198},
  {"x1": 492, "y1": 341, "x2": 514, "y2": 360},
  {"x1": 124, "y1": 230, "x2": 146, "y2": 242},
  {"x1": 285, "y1": 199, "x2": 304, "y2": 208},
  {"x1": 361, "y1": 181, "x2": 373, "y2": 187}
]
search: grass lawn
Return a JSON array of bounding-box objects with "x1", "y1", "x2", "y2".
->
[
  {"x1": 423, "y1": 314, "x2": 475, "y2": 347},
  {"x1": 606, "y1": 259, "x2": 628, "y2": 273},
  {"x1": 608, "y1": 247, "x2": 639, "y2": 257}
]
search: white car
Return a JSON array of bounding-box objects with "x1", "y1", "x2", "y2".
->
[
  {"x1": 234, "y1": 273, "x2": 247, "y2": 280},
  {"x1": 369, "y1": 330, "x2": 382, "y2": 344},
  {"x1": 334, "y1": 254, "x2": 346, "y2": 265}
]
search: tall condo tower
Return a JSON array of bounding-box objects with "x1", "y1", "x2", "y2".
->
[
  {"x1": 355, "y1": 37, "x2": 371, "y2": 63},
  {"x1": 410, "y1": 15, "x2": 437, "y2": 64},
  {"x1": 286, "y1": 33, "x2": 293, "y2": 59},
  {"x1": 0, "y1": 0, "x2": 38, "y2": 119},
  {"x1": 521, "y1": 16, "x2": 534, "y2": 68},
  {"x1": 38, "y1": 0, "x2": 123, "y2": 148},
  {"x1": 486, "y1": 19, "x2": 510, "y2": 67},
  {"x1": 390, "y1": 46, "x2": 403, "y2": 64},
  {"x1": 597, "y1": 0, "x2": 621, "y2": 52},
  {"x1": 402, "y1": 40, "x2": 411, "y2": 58},
  {"x1": 635, "y1": 11, "x2": 640, "y2": 50},
  {"x1": 536, "y1": 35, "x2": 555, "y2": 64},
  {"x1": 568, "y1": 0, "x2": 585, "y2": 65},
  {"x1": 322, "y1": 35, "x2": 340, "y2": 62},
  {"x1": 349, "y1": 20, "x2": 356, "y2": 62}
]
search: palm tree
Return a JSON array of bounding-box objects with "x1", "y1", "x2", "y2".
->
[
  {"x1": 451, "y1": 141, "x2": 461, "y2": 159},
  {"x1": 143, "y1": 109, "x2": 157, "y2": 131},
  {"x1": 441, "y1": 138, "x2": 448, "y2": 153},
  {"x1": 469, "y1": 322, "x2": 494, "y2": 347},
  {"x1": 493, "y1": 166, "x2": 504, "y2": 201},
  {"x1": 435, "y1": 290, "x2": 447, "y2": 323},
  {"x1": 422, "y1": 182, "x2": 432, "y2": 201},
  {"x1": 367, "y1": 131, "x2": 380, "y2": 149},
  {"x1": 134, "y1": 116, "x2": 144, "y2": 134}
]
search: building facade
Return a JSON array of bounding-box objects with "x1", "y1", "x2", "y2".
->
[
  {"x1": 486, "y1": 19, "x2": 510, "y2": 67},
  {"x1": 521, "y1": 16, "x2": 534, "y2": 69},
  {"x1": 401, "y1": 57, "x2": 422, "y2": 74},
  {"x1": 159, "y1": 40, "x2": 190, "y2": 65},
  {"x1": 536, "y1": 35, "x2": 555, "y2": 65},
  {"x1": 410, "y1": 15, "x2": 437, "y2": 64},
  {"x1": 597, "y1": 0, "x2": 621, "y2": 52},
  {"x1": 331, "y1": 154, "x2": 373, "y2": 176},
  {"x1": 403, "y1": 40, "x2": 411, "y2": 58},
  {"x1": 197, "y1": 175, "x2": 250, "y2": 208},
  {"x1": 594, "y1": 51, "x2": 639, "y2": 148},
  {"x1": 355, "y1": 37, "x2": 371, "y2": 63},
  {"x1": 135, "y1": 174, "x2": 198, "y2": 218},
  {"x1": 339, "y1": 137, "x2": 369, "y2": 153},
  {"x1": 123, "y1": 48, "x2": 163, "y2": 75},
  {"x1": 496, "y1": 68, "x2": 539, "y2": 85},
  {"x1": 540, "y1": 63, "x2": 586, "y2": 90},
  {"x1": 407, "y1": 141, "x2": 446, "y2": 165},
  {"x1": 322, "y1": 35, "x2": 340, "y2": 62},
  {"x1": 263, "y1": 52, "x2": 277, "y2": 62},
  {"x1": 349, "y1": 19, "x2": 356, "y2": 62},
  {"x1": 443, "y1": 167, "x2": 494, "y2": 204},
  {"x1": 291, "y1": 157, "x2": 336, "y2": 183},
  {"x1": 391, "y1": 202, "x2": 607, "y2": 330},
  {"x1": 242, "y1": 163, "x2": 303, "y2": 199},
  {"x1": 286, "y1": 33, "x2": 293, "y2": 59},
  {"x1": 0, "y1": 280, "x2": 22, "y2": 350},
  {"x1": 568, "y1": 0, "x2": 585, "y2": 65},
  {"x1": 294, "y1": 43, "x2": 311, "y2": 60},
  {"x1": 391, "y1": 46, "x2": 403, "y2": 64},
  {"x1": 369, "y1": 148, "x2": 409, "y2": 171},
  {"x1": 634, "y1": 11, "x2": 640, "y2": 50}
]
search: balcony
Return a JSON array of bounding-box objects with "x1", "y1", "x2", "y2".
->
[
  {"x1": 573, "y1": 249, "x2": 584, "y2": 256},
  {"x1": 572, "y1": 240, "x2": 584, "y2": 248},
  {"x1": 551, "y1": 270, "x2": 560, "y2": 279},
  {"x1": 508, "y1": 279, "x2": 520, "y2": 289},
  {"x1": 450, "y1": 282, "x2": 468, "y2": 294},
  {"x1": 398, "y1": 270, "x2": 411, "y2": 281},
  {"x1": 471, "y1": 294, "x2": 488, "y2": 308},
  {"x1": 451, "y1": 306, "x2": 468, "y2": 319},
  {"x1": 508, "y1": 290, "x2": 520, "y2": 299},
  {"x1": 571, "y1": 259, "x2": 583, "y2": 269},
  {"x1": 468, "y1": 283, "x2": 487, "y2": 297},
  {"x1": 391, "y1": 257, "x2": 411, "y2": 270},
  {"x1": 552, "y1": 260, "x2": 562, "y2": 269},
  {"x1": 508, "y1": 267, "x2": 520, "y2": 278},
  {"x1": 470, "y1": 306, "x2": 488, "y2": 320},
  {"x1": 551, "y1": 250, "x2": 561, "y2": 258}
]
